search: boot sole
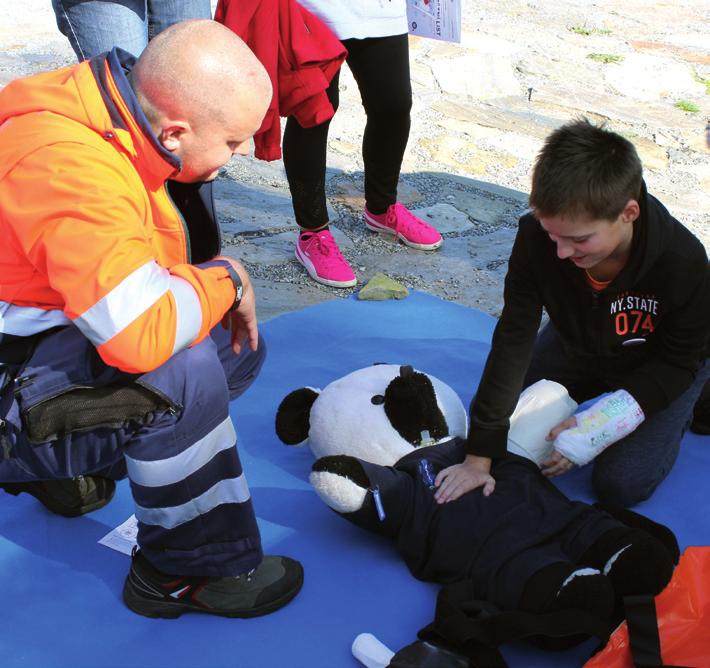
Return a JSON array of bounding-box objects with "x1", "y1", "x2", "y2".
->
[
  {"x1": 1, "y1": 479, "x2": 116, "y2": 517},
  {"x1": 122, "y1": 565, "x2": 304, "y2": 619}
]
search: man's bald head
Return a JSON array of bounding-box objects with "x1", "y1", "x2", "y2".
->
[
  {"x1": 130, "y1": 20, "x2": 272, "y2": 182},
  {"x1": 132, "y1": 19, "x2": 271, "y2": 131}
]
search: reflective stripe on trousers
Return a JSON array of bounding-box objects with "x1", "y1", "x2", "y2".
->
[{"x1": 0, "y1": 323, "x2": 266, "y2": 577}]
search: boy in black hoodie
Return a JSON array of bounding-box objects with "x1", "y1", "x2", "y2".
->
[{"x1": 435, "y1": 118, "x2": 710, "y2": 508}]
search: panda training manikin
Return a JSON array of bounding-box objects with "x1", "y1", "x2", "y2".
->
[{"x1": 276, "y1": 364, "x2": 677, "y2": 645}]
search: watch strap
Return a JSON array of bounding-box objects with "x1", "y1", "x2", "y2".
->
[{"x1": 225, "y1": 264, "x2": 243, "y2": 311}]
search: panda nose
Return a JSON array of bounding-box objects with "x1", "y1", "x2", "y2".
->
[{"x1": 399, "y1": 365, "x2": 414, "y2": 378}]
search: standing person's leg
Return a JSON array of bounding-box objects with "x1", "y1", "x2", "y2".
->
[
  {"x1": 284, "y1": 71, "x2": 357, "y2": 287},
  {"x1": 52, "y1": 0, "x2": 211, "y2": 61},
  {"x1": 283, "y1": 72, "x2": 340, "y2": 233},
  {"x1": 147, "y1": 0, "x2": 212, "y2": 39},
  {"x1": 345, "y1": 34, "x2": 411, "y2": 215},
  {"x1": 346, "y1": 34, "x2": 442, "y2": 251},
  {"x1": 591, "y1": 360, "x2": 710, "y2": 507},
  {"x1": 51, "y1": 0, "x2": 149, "y2": 60}
]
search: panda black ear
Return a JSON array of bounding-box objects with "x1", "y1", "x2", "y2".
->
[{"x1": 275, "y1": 388, "x2": 319, "y2": 445}]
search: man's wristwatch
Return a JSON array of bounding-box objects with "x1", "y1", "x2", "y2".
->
[{"x1": 225, "y1": 264, "x2": 243, "y2": 311}]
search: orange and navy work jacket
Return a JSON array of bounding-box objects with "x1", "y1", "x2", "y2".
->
[{"x1": 0, "y1": 49, "x2": 237, "y2": 373}]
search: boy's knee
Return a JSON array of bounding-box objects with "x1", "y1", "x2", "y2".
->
[{"x1": 592, "y1": 468, "x2": 659, "y2": 508}]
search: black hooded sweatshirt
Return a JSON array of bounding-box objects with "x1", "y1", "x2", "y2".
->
[{"x1": 467, "y1": 182, "x2": 710, "y2": 458}]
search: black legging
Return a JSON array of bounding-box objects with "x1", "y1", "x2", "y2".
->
[{"x1": 282, "y1": 33, "x2": 412, "y2": 230}]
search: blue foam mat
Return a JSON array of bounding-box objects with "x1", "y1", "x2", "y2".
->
[{"x1": 1, "y1": 291, "x2": 708, "y2": 668}]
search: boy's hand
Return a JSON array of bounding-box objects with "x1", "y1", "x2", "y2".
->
[
  {"x1": 546, "y1": 415, "x2": 578, "y2": 441},
  {"x1": 541, "y1": 450, "x2": 575, "y2": 477},
  {"x1": 540, "y1": 414, "x2": 577, "y2": 476},
  {"x1": 552, "y1": 390, "x2": 645, "y2": 466},
  {"x1": 434, "y1": 454, "x2": 495, "y2": 504}
]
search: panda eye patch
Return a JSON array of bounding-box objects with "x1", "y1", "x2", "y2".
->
[{"x1": 371, "y1": 395, "x2": 385, "y2": 405}]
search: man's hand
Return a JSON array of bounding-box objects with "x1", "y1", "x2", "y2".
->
[
  {"x1": 434, "y1": 454, "x2": 495, "y2": 504},
  {"x1": 215, "y1": 256, "x2": 259, "y2": 354},
  {"x1": 541, "y1": 415, "x2": 577, "y2": 477}
]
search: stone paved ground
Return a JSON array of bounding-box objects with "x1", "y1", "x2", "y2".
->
[{"x1": 2, "y1": 0, "x2": 708, "y2": 321}]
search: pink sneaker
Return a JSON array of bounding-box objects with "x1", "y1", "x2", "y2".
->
[
  {"x1": 364, "y1": 202, "x2": 443, "y2": 250},
  {"x1": 295, "y1": 229, "x2": 357, "y2": 288}
]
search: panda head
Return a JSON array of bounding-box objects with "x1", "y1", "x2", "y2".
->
[{"x1": 275, "y1": 364, "x2": 468, "y2": 466}]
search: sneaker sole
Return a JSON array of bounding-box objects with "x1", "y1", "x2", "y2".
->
[
  {"x1": 122, "y1": 564, "x2": 304, "y2": 619},
  {"x1": 363, "y1": 214, "x2": 443, "y2": 251},
  {"x1": 294, "y1": 246, "x2": 356, "y2": 288}
]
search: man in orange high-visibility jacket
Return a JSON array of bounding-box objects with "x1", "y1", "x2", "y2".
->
[{"x1": 0, "y1": 20, "x2": 303, "y2": 619}]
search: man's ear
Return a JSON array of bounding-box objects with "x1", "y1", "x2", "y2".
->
[
  {"x1": 159, "y1": 121, "x2": 190, "y2": 152},
  {"x1": 621, "y1": 199, "x2": 640, "y2": 224}
]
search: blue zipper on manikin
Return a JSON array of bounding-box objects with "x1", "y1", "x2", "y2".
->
[{"x1": 370, "y1": 485, "x2": 385, "y2": 521}]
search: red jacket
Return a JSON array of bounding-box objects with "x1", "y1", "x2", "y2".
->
[{"x1": 216, "y1": 0, "x2": 347, "y2": 161}]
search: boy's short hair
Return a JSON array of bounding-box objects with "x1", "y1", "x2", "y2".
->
[{"x1": 529, "y1": 118, "x2": 642, "y2": 221}]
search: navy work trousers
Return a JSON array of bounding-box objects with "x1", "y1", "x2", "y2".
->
[{"x1": 0, "y1": 324, "x2": 266, "y2": 577}]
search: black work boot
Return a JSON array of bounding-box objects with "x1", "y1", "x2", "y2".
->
[
  {"x1": 0, "y1": 476, "x2": 115, "y2": 517},
  {"x1": 123, "y1": 550, "x2": 304, "y2": 619}
]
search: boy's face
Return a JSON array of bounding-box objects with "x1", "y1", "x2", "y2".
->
[{"x1": 537, "y1": 200, "x2": 639, "y2": 272}]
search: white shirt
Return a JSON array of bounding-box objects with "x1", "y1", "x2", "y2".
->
[{"x1": 298, "y1": 0, "x2": 409, "y2": 40}]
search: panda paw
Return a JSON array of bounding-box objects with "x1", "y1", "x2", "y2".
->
[{"x1": 310, "y1": 456, "x2": 371, "y2": 513}]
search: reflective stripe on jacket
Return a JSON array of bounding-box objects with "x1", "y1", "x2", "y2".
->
[{"x1": 0, "y1": 49, "x2": 236, "y2": 373}]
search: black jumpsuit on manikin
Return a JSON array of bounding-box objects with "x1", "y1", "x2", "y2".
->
[{"x1": 337, "y1": 438, "x2": 624, "y2": 610}]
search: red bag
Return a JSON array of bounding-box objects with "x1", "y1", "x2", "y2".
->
[{"x1": 585, "y1": 547, "x2": 710, "y2": 668}]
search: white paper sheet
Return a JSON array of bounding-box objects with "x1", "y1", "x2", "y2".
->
[
  {"x1": 407, "y1": 0, "x2": 461, "y2": 43},
  {"x1": 98, "y1": 514, "x2": 138, "y2": 556}
]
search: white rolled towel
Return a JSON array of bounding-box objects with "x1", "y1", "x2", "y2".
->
[{"x1": 506, "y1": 379, "x2": 578, "y2": 466}]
